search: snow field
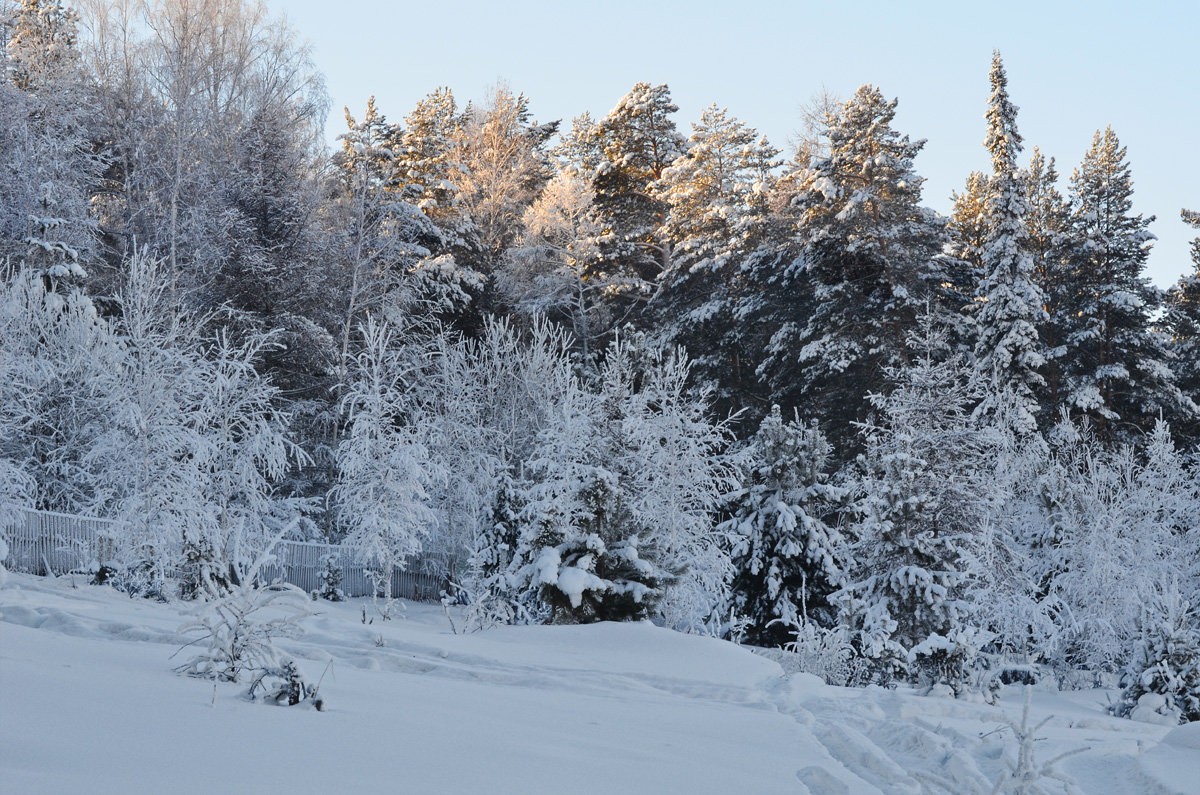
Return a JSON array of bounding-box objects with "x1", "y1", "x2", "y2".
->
[{"x1": 1, "y1": 572, "x2": 1195, "y2": 795}]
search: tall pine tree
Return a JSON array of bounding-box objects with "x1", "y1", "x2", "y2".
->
[{"x1": 757, "y1": 85, "x2": 947, "y2": 453}]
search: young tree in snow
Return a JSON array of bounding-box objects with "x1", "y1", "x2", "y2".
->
[
  {"x1": 721, "y1": 406, "x2": 845, "y2": 647},
  {"x1": 332, "y1": 318, "x2": 437, "y2": 619},
  {"x1": 839, "y1": 315, "x2": 993, "y2": 688},
  {"x1": 973, "y1": 51, "x2": 1047, "y2": 439},
  {"x1": 507, "y1": 334, "x2": 734, "y2": 629},
  {"x1": 1113, "y1": 583, "x2": 1200, "y2": 725}
]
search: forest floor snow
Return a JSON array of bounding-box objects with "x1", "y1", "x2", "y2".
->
[{"x1": 0, "y1": 571, "x2": 1195, "y2": 794}]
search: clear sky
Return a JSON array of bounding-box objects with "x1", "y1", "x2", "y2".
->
[{"x1": 270, "y1": 0, "x2": 1198, "y2": 287}]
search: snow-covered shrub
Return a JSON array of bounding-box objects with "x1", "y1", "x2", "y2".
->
[
  {"x1": 783, "y1": 621, "x2": 859, "y2": 686},
  {"x1": 0, "y1": 459, "x2": 34, "y2": 587},
  {"x1": 1112, "y1": 585, "x2": 1200, "y2": 725},
  {"x1": 176, "y1": 537, "x2": 315, "y2": 705},
  {"x1": 314, "y1": 553, "x2": 345, "y2": 602}
]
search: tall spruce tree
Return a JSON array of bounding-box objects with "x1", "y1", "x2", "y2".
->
[
  {"x1": 757, "y1": 85, "x2": 947, "y2": 453},
  {"x1": 973, "y1": 51, "x2": 1047, "y2": 438},
  {"x1": 1060, "y1": 127, "x2": 1190, "y2": 441},
  {"x1": 1024, "y1": 148, "x2": 1073, "y2": 424},
  {"x1": 1162, "y1": 209, "x2": 1200, "y2": 440}
]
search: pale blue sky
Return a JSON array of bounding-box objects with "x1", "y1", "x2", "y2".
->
[{"x1": 271, "y1": 0, "x2": 1198, "y2": 287}]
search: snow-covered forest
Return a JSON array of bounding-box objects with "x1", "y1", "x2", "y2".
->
[{"x1": 2, "y1": 0, "x2": 1200, "y2": 751}]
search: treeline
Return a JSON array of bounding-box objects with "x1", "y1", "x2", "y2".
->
[{"x1": 2, "y1": 1, "x2": 1199, "y2": 718}]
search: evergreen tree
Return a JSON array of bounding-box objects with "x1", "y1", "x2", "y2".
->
[
  {"x1": 1, "y1": 0, "x2": 99, "y2": 288},
  {"x1": 650, "y1": 105, "x2": 781, "y2": 416},
  {"x1": 590, "y1": 82, "x2": 686, "y2": 293},
  {"x1": 1024, "y1": 148, "x2": 1073, "y2": 424},
  {"x1": 722, "y1": 406, "x2": 845, "y2": 647},
  {"x1": 1060, "y1": 127, "x2": 1191, "y2": 442},
  {"x1": 839, "y1": 316, "x2": 991, "y2": 688},
  {"x1": 973, "y1": 51, "x2": 1047, "y2": 438},
  {"x1": 393, "y1": 88, "x2": 485, "y2": 327},
  {"x1": 1163, "y1": 209, "x2": 1200, "y2": 438},
  {"x1": 757, "y1": 85, "x2": 948, "y2": 453}
]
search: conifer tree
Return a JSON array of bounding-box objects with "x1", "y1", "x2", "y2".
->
[
  {"x1": 1163, "y1": 209, "x2": 1200, "y2": 437},
  {"x1": 973, "y1": 51, "x2": 1047, "y2": 438},
  {"x1": 722, "y1": 406, "x2": 845, "y2": 647},
  {"x1": 650, "y1": 105, "x2": 781, "y2": 415},
  {"x1": 757, "y1": 85, "x2": 947, "y2": 452},
  {"x1": 1060, "y1": 127, "x2": 1191, "y2": 441},
  {"x1": 1024, "y1": 148, "x2": 1073, "y2": 423},
  {"x1": 839, "y1": 315, "x2": 991, "y2": 688},
  {"x1": 1, "y1": 0, "x2": 99, "y2": 288},
  {"x1": 590, "y1": 82, "x2": 686, "y2": 290}
]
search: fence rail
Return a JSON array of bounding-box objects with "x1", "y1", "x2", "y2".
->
[{"x1": 0, "y1": 505, "x2": 448, "y2": 602}]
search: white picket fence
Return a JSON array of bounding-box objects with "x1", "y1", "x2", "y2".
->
[{"x1": 0, "y1": 505, "x2": 449, "y2": 602}]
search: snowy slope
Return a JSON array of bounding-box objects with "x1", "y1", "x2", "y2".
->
[{"x1": 0, "y1": 572, "x2": 1194, "y2": 795}]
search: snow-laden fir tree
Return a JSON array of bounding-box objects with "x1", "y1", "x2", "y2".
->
[
  {"x1": 1058, "y1": 127, "x2": 1192, "y2": 443},
  {"x1": 757, "y1": 85, "x2": 949, "y2": 453},
  {"x1": 1024, "y1": 148, "x2": 1073, "y2": 425},
  {"x1": 1113, "y1": 582, "x2": 1200, "y2": 725},
  {"x1": 650, "y1": 105, "x2": 782, "y2": 416},
  {"x1": 507, "y1": 334, "x2": 733, "y2": 629},
  {"x1": 0, "y1": 0, "x2": 99, "y2": 289},
  {"x1": 839, "y1": 314, "x2": 992, "y2": 689},
  {"x1": 1162, "y1": 209, "x2": 1200, "y2": 439},
  {"x1": 973, "y1": 51, "x2": 1047, "y2": 438},
  {"x1": 721, "y1": 406, "x2": 845, "y2": 647},
  {"x1": 333, "y1": 319, "x2": 437, "y2": 618}
]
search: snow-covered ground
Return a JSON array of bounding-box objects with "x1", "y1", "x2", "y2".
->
[{"x1": 1, "y1": 571, "x2": 1195, "y2": 794}]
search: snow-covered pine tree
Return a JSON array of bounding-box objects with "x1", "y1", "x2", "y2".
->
[
  {"x1": 973, "y1": 51, "x2": 1047, "y2": 439},
  {"x1": 333, "y1": 97, "x2": 441, "y2": 375},
  {"x1": 839, "y1": 314, "x2": 991, "y2": 689},
  {"x1": 1059, "y1": 127, "x2": 1192, "y2": 443},
  {"x1": 393, "y1": 87, "x2": 485, "y2": 326},
  {"x1": 722, "y1": 406, "x2": 845, "y2": 647},
  {"x1": 590, "y1": 82, "x2": 686, "y2": 293},
  {"x1": 757, "y1": 85, "x2": 949, "y2": 454},
  {"x1": 650, "y1": 105, "x2": 782, "y2": 417}
]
